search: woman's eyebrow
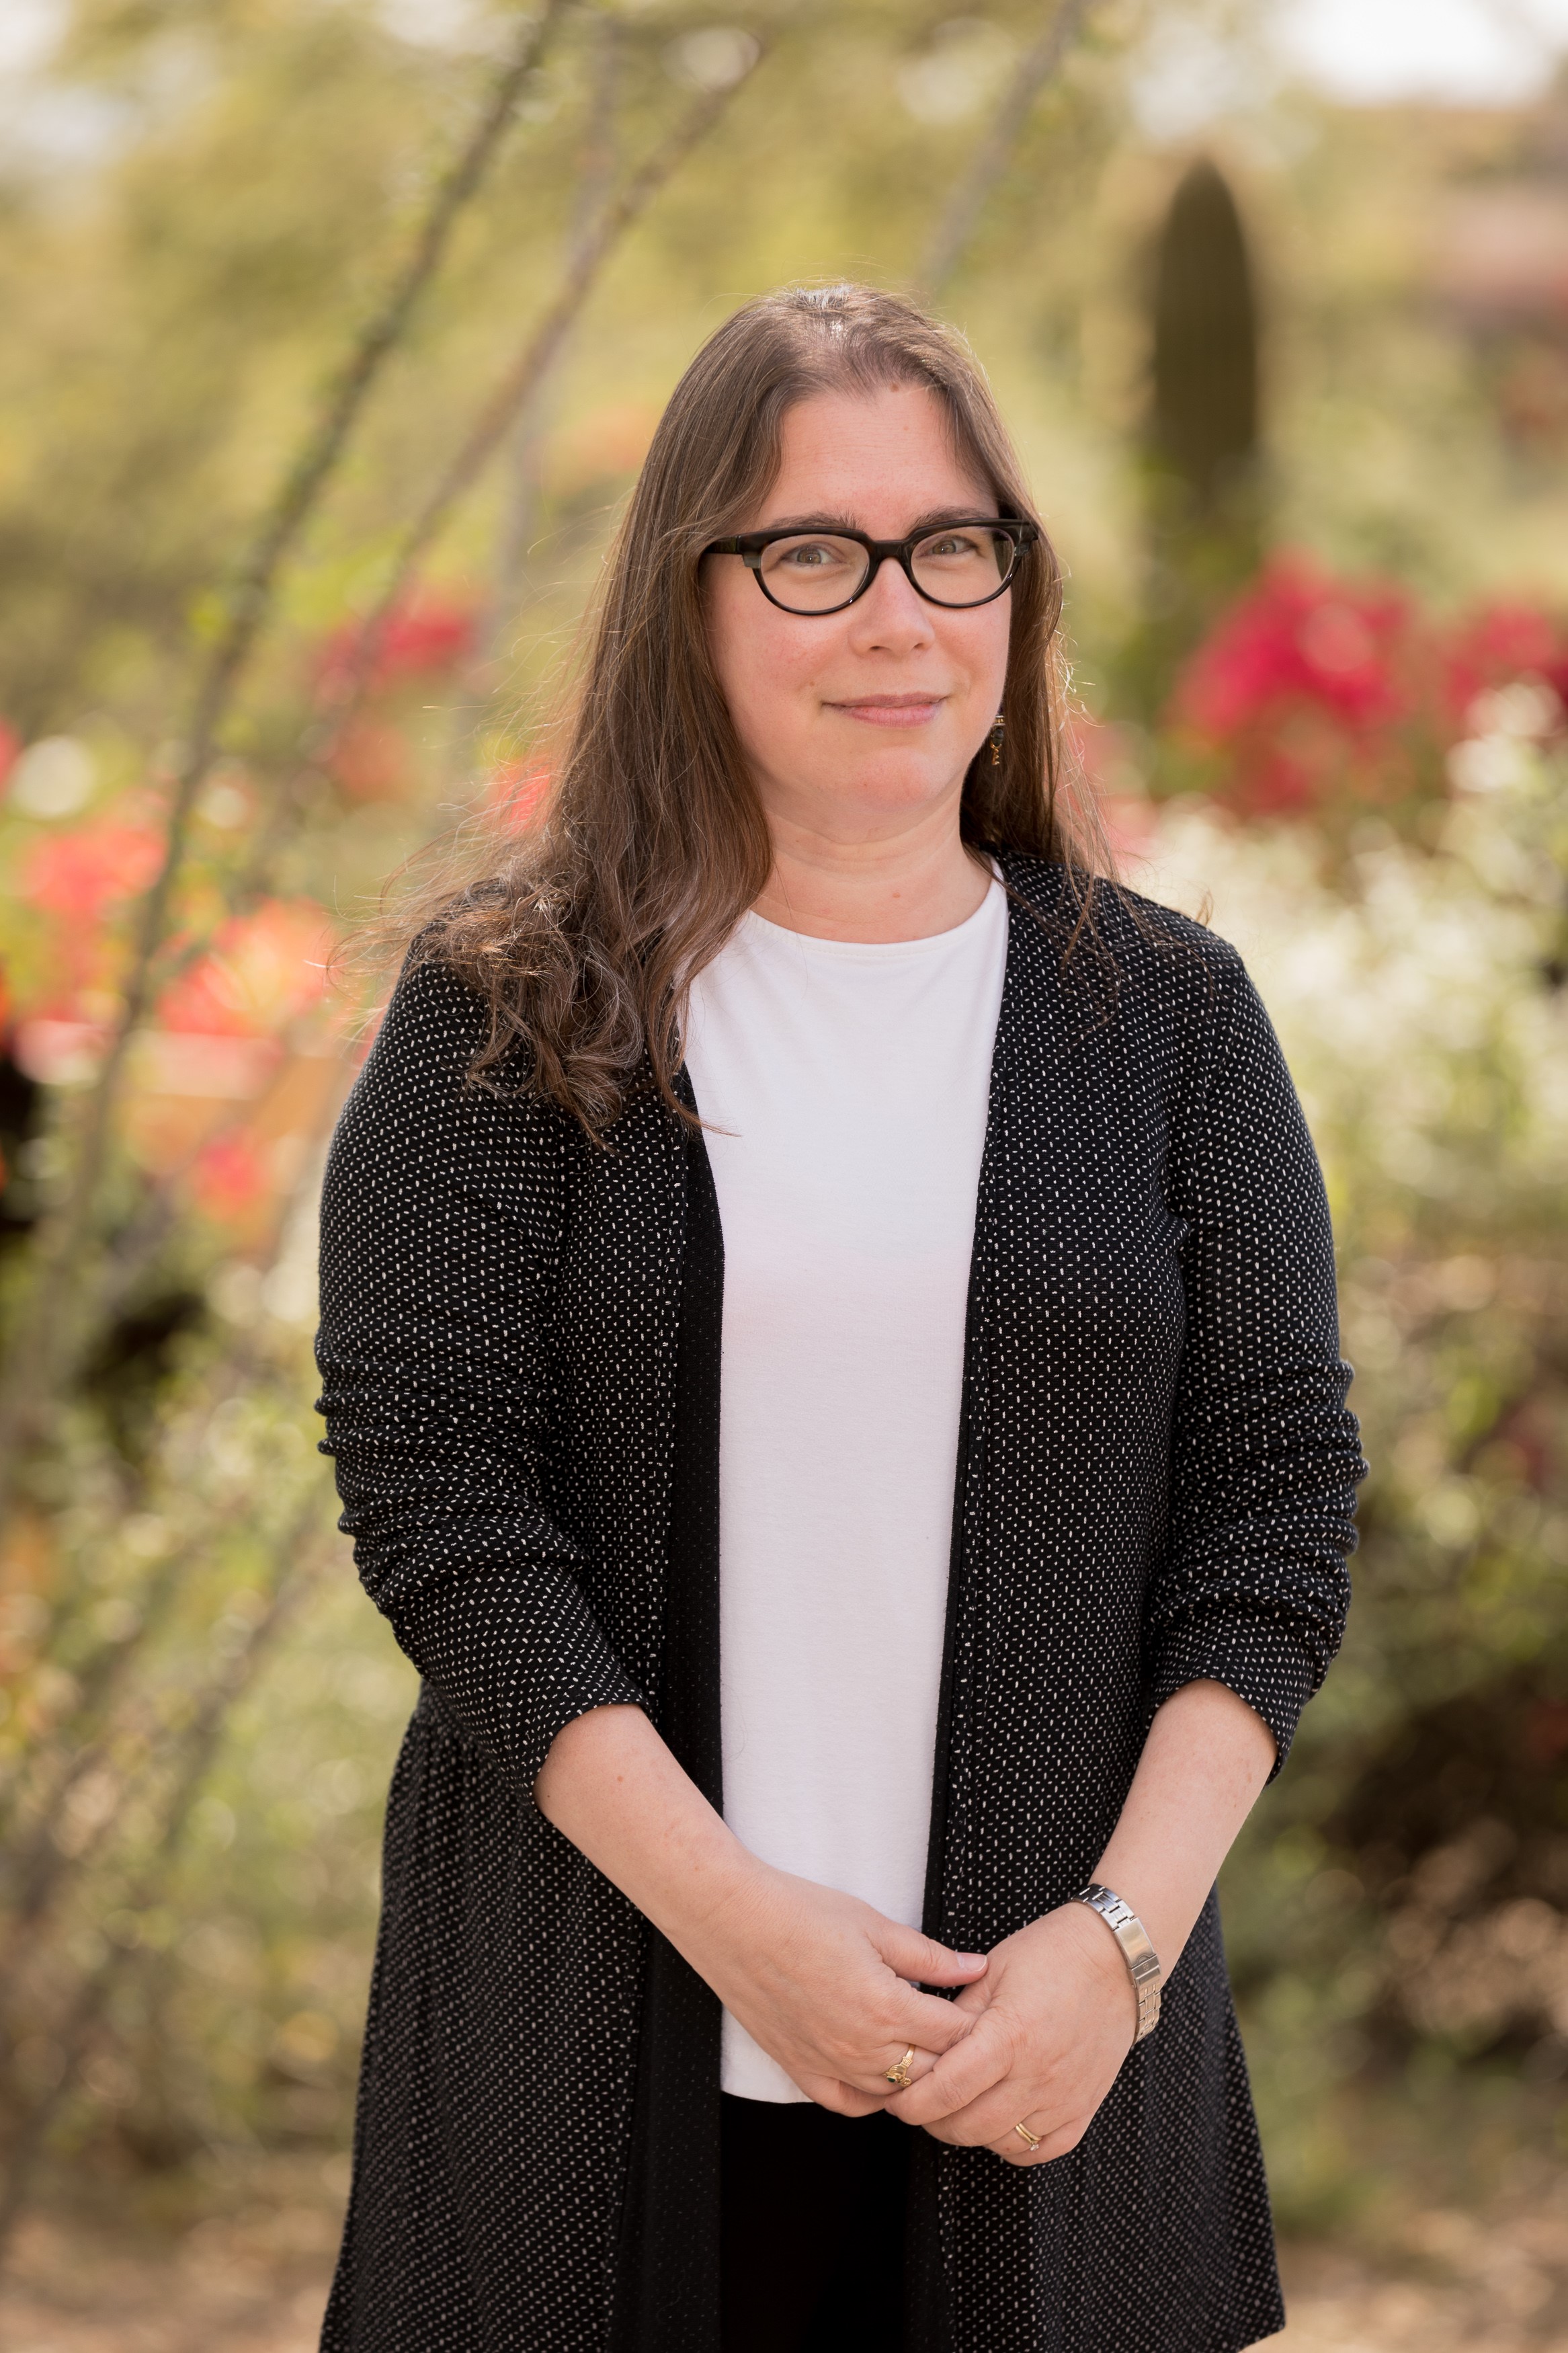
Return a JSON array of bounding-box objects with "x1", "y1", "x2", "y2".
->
[
  {"x1": 757, "y1": 506, "x2": 1001, "y2": 535},
  {"x1": 757, "y1": 511, "x2": 864, "y2": 534}
]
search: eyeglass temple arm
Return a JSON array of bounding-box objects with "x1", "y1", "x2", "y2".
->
[{"x1": 704, "y1": 537, "x2": 766, "y2": 569}]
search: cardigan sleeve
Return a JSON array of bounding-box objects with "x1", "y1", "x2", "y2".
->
[
  {"x1": 1150, "y1": 941, "x2": 1365, "y2": 1773},
  {"x1": 315, "y1": 959, "x2": 645, "y2": 1791}
]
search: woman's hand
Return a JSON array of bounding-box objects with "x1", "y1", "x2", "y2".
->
[
  {"x1": 891, "y1": 1681, "x2": 1280, "y2": 2163},
  {"x1": 887, "y1": 1901, "x2": 1134, "y2": 2161},
  {"x1": 534, "y1": 1704, "x2": 984, "y2": 2114},
  {"x1": 683, "y1": 1860, "x2": 987, "y2": 2114}
]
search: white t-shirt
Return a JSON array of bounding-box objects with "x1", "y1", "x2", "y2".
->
[{"x1": 683, "y1": 875, "x2": 1009, "y2": 2102}]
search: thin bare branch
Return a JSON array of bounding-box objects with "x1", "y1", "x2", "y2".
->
[
  {"x1": 482, "y1": 12, "x2": 626, "y2": 668},
  {"x1": 921, "y1": 0, "x2": 1096, "y2": 296},
  {"x1": 0, "y1": 1525, "x2": 330, "y2": 2266},
  {"x1": 0, "y1": 1031, "x2": 356, "y2": 1889},
  {"x1": 333, "y1": 48, "x2": 766, "y2": 718}
]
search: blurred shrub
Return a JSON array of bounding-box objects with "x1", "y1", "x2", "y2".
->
[
  {"x1": 1171, "y1": 712, "x2": 1568, "y2": 2226},
  {"x1": 1160, "y1": 554, "x2": 1568, "y2": 840},
  {"x1": 0, "y1": 1313, "x2": 419, "y2": 2192}
]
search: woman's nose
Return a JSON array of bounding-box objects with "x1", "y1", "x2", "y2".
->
[{"x1": 846, "y1": 555, "x2": 936, "y2": 652}]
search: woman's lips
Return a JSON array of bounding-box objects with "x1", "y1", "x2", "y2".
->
[{"x1": 827, "y1": 696, "x2": 945, "y2": 727}]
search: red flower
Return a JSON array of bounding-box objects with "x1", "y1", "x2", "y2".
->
[
  {"x1": 0, "y1": 721, "x2": 19, "y2": 789},
  {"x1": 1441, "y1": 602, "x2": 1568, "y2": 725},
  {"x1": 157, "y1": 900, "x2": 331, "y2": 1039},
  {"x1": 18, "y1": 821, "x2": 163, "y2": 921},
  {"x1": 1169, "y1": 557, "x2": 1430, "y2": 815},
  {"x1": 1175, "y1": 558, "x2": 1415, "y2": 732},
  {"x1": 317, "y1": 594, "x2": 475, "y2": 702}
]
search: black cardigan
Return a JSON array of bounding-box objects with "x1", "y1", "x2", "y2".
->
[{"x1": 315, "y1": 856, "x2": 1364, "y2": 2353}]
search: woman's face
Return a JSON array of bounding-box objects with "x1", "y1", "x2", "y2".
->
[{"x1": 704, "y1": 383, "x2": 1014, "y2": 850}]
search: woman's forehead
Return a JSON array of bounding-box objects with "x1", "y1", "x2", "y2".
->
[{"x1": 758, "y1": 383, "x2": 993, "y2": 526}]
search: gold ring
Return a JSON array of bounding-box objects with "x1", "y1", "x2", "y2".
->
[
  {"x1": 884, "y1": 2046, "x2": 916, "y2": 2089},
  {"x1": 1013, "y1": 2120, "x2": 1041, "y2": 2151}
]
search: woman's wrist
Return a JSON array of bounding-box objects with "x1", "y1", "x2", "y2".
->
[
  {"x1": 1074, "y1": 1868, "x2": 1193, "y2": 1985},
  {"x1": 536, "y1": 1702, "x2": 764, "y2": 1949},
  {"x1": 1084, "y1": 1681, "x2": 1276, "y2": 1984},
  {"x1": 640, "y1": 1822, "x2": 776, "y2": 1962},
  {"x1": 1049, "y1": 1893, "x2": 1143, "y2": 2036}
]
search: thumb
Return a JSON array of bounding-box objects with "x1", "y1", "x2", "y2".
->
[{"x1": 876, "y1": 1920, "x2": 988, "y2": 1989}]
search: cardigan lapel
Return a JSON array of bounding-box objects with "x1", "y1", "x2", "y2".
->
[{"x1": 609, "y1": 1102, "x2": 725, "y2": 2353}]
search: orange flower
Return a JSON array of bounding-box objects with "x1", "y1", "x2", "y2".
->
[
  {"x1": 188, "y1": 1131, "x2": 271, "y2": 1222},
  {"x1": 18, "y1": 821, "x2": 163, "y2": 922},
  {"x1": 485, "y1": 758, "x2": 551, "y2": 831},
  {"x1": 326, "y1": 717, "x2": 411, "y2": 803},
  {"x1": 157, "y1": 900, "x2": 332, "y2": 1039}
]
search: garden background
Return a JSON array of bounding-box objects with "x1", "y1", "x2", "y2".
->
[{"x1": 1, "y1": 1, "x2": 1566, "y2": 2346}]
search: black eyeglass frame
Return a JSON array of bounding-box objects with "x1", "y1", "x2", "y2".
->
[{"x1": 702, "y1": 516, "x2": 1039, "y2": 615}]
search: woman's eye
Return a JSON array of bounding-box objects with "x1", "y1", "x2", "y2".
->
[
  {"x1": 923, "y1": 532, "x2": 984, "y2": 559},
  {"x1": 778, "y1": 541, "x2": 843, "y2": 569}
]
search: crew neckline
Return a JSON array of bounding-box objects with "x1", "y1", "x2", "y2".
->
[{"x1": 739, "y1": 869, "x2": 1004, "y2": 963}]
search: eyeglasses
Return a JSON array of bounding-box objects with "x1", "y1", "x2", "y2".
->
[{"x1": 703, "y1": 517, "x2": 1038, "y2": 616}]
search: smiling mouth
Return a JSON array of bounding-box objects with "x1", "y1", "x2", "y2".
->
[{"x1": 827, "y1": 695, "x2": 946, "y2": 726}]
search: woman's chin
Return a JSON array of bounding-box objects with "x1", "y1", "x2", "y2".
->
[{"x1": 798, "y1": 756, "x2": 975, "y2": 824}]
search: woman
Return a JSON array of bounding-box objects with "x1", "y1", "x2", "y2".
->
[{"x1": 315, "y1": 282, "x2": 1364, "y2": 2353}]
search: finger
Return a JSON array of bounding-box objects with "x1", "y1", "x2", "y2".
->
[
  {"x1": 875, "y1": 1922, "x2": 989, "y2": 1989},
  {"x1": 796, "y1": 2074, "x2": 887, "y2": 2118},
  {"x1": 891, "y1": 1985, "x2": 982, "y2": 2056},
  {"x1": 969, "y1": 2109, "x2": 1048, "y2": 2165},
  {"x1": 888, "y1": 2016, "x2": 1012, "y2": 2127},
  {"x1": 891, "y1": 2045, "x2": 941, "y2": 2086},
  {"x1": 923, "y1": 2067, "x2": 1075, "y2": 2151},
  {"x1": 800, "y1": 1990, "x2": 970, "y2": 2101},
  {"x1": 867, "y1": 2042, "x2": 941, "y2": 2096},
  {"x1": 840, "y1": 2042, "x2": 944, "y2": 2102},
  {"x1": 989, "y1": 2114, "x2": 1082, "y2": 2165},
  {"x1": 923, "y1": 2075, "x2": 1048, "y2": 2150}
]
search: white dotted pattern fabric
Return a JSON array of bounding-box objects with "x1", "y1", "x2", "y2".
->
[{"x1": 314, "y1": 855, "x2": 1364, "y2": 2352}]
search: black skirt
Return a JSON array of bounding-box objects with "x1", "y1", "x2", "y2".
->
[{"x1": 721, "y1": 2095, "x2": 942, "y2": 2353}]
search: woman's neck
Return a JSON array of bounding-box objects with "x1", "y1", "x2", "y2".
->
[{"x1": 750, "y1": 808, "x2": 993, "y2": 944}]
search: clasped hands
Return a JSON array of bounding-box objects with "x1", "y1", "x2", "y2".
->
[{"x1": 694, "y1": 1862, "x2": 1139, "y2": 2167}]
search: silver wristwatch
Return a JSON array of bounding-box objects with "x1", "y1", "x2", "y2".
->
[{"x1": 1070, "y1": 1882, "x2": 1163, "y2": 2041}]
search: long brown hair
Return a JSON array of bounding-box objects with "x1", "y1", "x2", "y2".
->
[{"x1": 407, "y1": 281, "x2": 1109, "y2": 1136}]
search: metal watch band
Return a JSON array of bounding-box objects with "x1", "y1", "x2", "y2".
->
[{"x1": 1070, "y1": 1882, "x2": 1163, "y2": 2042}]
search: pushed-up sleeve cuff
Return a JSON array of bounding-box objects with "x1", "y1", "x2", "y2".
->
[
  {"x1": 392, "y1": 1557, "x2": 648, "y2": 1796},
  {"x1": 1150, "y1": 1607, "x2": 1319, "y2": 1779}
]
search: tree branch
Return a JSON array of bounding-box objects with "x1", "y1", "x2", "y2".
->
[
  {"x1": 333, "y1": 46, "x2": 766, "y2": 718},
  {"x1": 920, "y1": 0, "x2": 1095, "y2": 296},
  {"x1": 0, "y1": 1526, "x2": 329, "y2": 2265}
]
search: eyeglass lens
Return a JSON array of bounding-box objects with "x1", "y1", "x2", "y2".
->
[{"x1": 757, "y1": 526, "x2": 1016, "y2": 613}]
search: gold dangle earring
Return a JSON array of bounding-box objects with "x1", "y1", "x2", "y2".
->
[{"x1": 988, "y1": 715, "x2": 1005, "y2": 767}]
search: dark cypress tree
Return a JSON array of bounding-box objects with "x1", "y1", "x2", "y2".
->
[
  {"x1": 1152, "y1": 157, "x2": 1259, "y2": 510},
  {"x1": 1126, "y1": 157, "x2": 1264, "y2": 719}
]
